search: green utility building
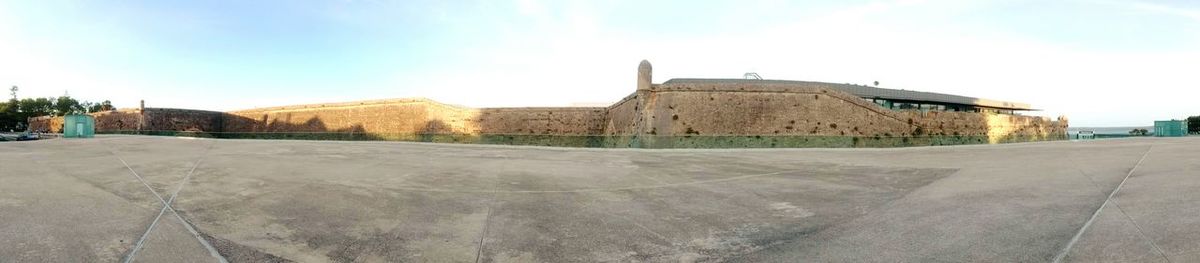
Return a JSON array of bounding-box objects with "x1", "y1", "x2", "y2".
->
[
  {"x1": 63, "y1": 114, "x2": 95, "y2": 138},
  {"x1": 1154, "y1": 120, "x2": 1187, "y2": 137}
]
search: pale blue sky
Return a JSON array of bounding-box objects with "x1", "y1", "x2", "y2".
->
[{"x1": 1, "y1": 0, "x2": 1197, "y2": 126}]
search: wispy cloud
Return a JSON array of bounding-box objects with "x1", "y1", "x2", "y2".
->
[
  {"x1": 1, "y1": 0, "x2": 1196, "y2": 126},
  {"x1": 1089, "y1": 0, "x2": 1200, "y2": 22}
]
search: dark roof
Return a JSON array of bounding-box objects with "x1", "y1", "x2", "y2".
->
[{"x1": 662, "y1": 79, "x2": 1034, "y2": 111}]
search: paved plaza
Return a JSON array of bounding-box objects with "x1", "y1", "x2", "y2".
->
[{"x1": 1, "y1": 136, "x2": 1197, "y2": 262}]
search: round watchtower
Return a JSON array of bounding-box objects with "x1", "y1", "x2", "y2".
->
[{"x1": 637, "y1": 60, "x2": 652, "y2": 91}]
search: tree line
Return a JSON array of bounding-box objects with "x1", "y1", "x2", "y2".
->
[
  {"x1": 1, "y1": 86, "x2": 114, "y2": 132},
  {"x1": 1190, "y1": 116, "x2": 1199, "y2": 134}
]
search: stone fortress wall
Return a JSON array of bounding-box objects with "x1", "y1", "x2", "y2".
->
[
  {"x1": 29, "y1": 61, "x2": 1067, "y2": 148},
  {"x1": 29, "y1": 108, "x2": 223, "y2": 134},
  {"x1": 628, "y1": 77, "x2": 1067, "y2": 147}
]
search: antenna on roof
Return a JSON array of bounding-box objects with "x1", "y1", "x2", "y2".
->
[{"x1": 743, "y1": 72, "x2": 762, "y2": 80}]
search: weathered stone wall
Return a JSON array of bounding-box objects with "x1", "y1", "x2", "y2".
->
[
  {"x1": 221, "y1": 98, "x2": 608, "y2": 137},
  {"x1": 27, "y1": 116, "x2": 63, "y2": 133},
  {"x1": 27, "y1": 108, "x2": 223, "y2": 133},
  {"x1": 475, "y1": 107, "x2": 606, "y2": 135},
  {"x1": 92, "y1": 110, "x2": 142, "y2": 131},
  {"x1": 621, "y1": 81, "x2": 1067, "y2": 147},
  {"x1": 224, "y1": 99, "x2": 436, "y2": 134},
  {"x1": 910, "y1": 111, "x2": 1068, "y2": 143},
  {"x1": 25, "y1": 89, "x2": 1065, "y2": 148},
  {"x1": 25, "y1": 61, "x2": 1066, "y2": 148},
  {"x1": 640, "y1": 87, "x2": 915, "y2": 137},
  {"x1": 142, "y1": 108, "x2": 223, "y2": 132}
]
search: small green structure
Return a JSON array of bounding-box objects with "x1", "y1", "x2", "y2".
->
[
  {"x1": 63, "y1": 114, "x2": 96, "y2": 138},
  {"x1": 1154, "y1": 120, "x2": 1187, "y2": 137}
]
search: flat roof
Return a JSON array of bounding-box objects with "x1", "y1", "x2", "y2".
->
[{"x1": 663, "y1": 79, "x2": 1035, "y2": 111}]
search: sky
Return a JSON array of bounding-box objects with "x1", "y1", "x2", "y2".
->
[{"x1": 0, "y1": 0, "x2": 1197, "y2": 127}]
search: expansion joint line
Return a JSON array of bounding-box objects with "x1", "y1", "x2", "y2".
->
[
  {"x1": 1052, "y1": 145, "x2": 1154, "y2": 263},
  {"x1": 1109, "y1": 198, "x2": 1172, "y2": 262},
  {"x1": 474, "y1": 173, "x2": 503, "y2": 263},
  {"x1": 110, "y1": 140, "x2": 227, "y2": 263}
]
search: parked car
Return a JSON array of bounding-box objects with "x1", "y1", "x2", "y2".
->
[{"x1": 15, "y1": 133, "x2": 39, "y2": 141}]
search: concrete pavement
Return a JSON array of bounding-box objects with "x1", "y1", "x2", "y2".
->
[{"x1": 1, "y1": 135, "x2": 1197, "y2": 262}]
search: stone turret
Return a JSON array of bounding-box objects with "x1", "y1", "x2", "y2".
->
[
  {"x1": 637, "y1": 60, "x2": 652, "y2": 91},
  {"x1": 138, "y1": 100, "x2": 145, "y2": 132}
]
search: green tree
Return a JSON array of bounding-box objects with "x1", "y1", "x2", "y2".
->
[
  {"x1": 19, "y1": 98, "x2": 54, "y2": 117},
  {"x1": 0, "y1": 100, "x2": 18, "y2": 131},
  {"x1": 87, "y1": 100, "x2": 114, "y2": 112},
  {"x1": 1188, "y1": 116, "x2": 1199, "y2": 134},
  {"x1": 0, "y1": 86, "x2": 115, "y2": 130},
  {"x1": 53, "y1": 96, "x2": 85, "y2": 116},
  {"x1": 2, "y1": 87, "x2": 16, "y2": 122}
]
